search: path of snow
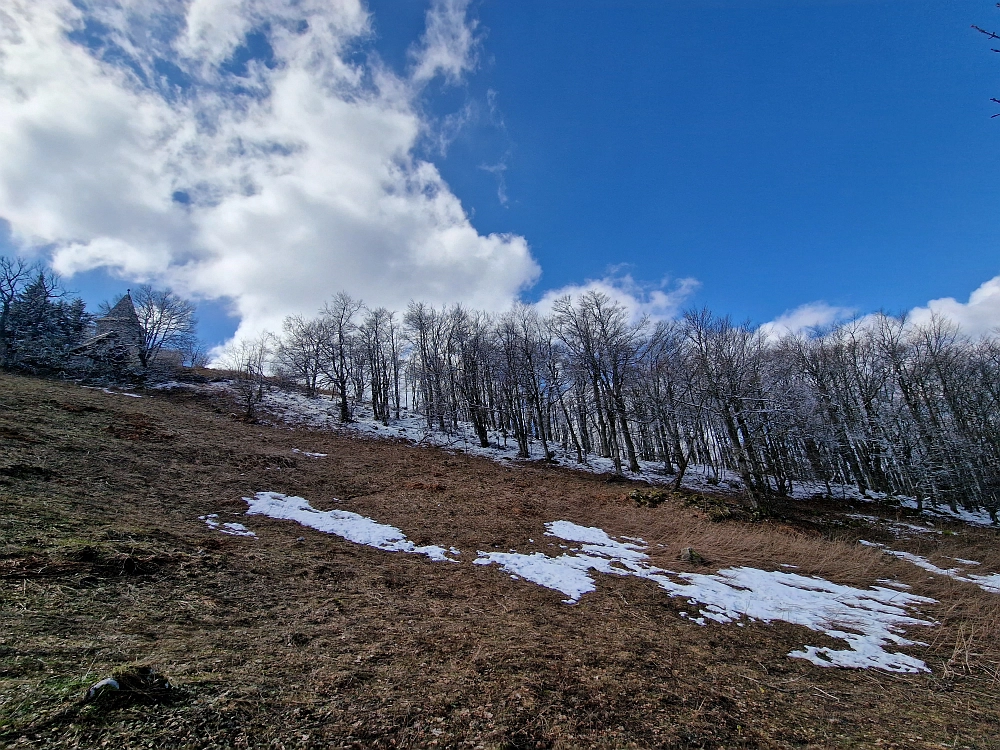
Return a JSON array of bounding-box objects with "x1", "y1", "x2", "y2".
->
[
  {"x1": 82, "y1": 386, "x2": 142, "y2": 398},
  {"x1": 244, "y1": 491, "x2": 458, "y2": 562},
  {"x1": 153, "y1": 380, "x2": 997, "y2": 528},
  {"x1": 255, "y1": 387, "x2": 756, "y2": 494},
  {"x1": 257, "y1": 386, "x2": 999, "y2": 528},
  {"x1": 861, "y1": 542, "x2": 1000, "y2": 596},
  {"x1": 475, "y1": 521, "x2": 936, "y2": 673},
  {"x1": 952, "y1": 557, "x2": 981, "y2": 566},
  {"x1": 292, "y1": 448, "x2": 327, "y2": 458},
  {"x1": 846, "y1": 514, "x2": 942, "y2": 537},
  {"x1": 886, "y1": 550, "x2": 965, "y2": 577},
  {"x1": 199, "y1": 514, "x2": 256, "y2": 537},
  {"x1": 475, "y1": 523, "x2": 651, "y2": 603}
]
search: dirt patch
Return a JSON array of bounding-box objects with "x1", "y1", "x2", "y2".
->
[
  {"x1": 105, "y1": 413, "x2": 175, "y2": 442},
  {"x1": 0, "y1": 464, "x2": 56, "y2": 481},
  {"x1": 0, "y1": 425, "x2": 41, "y2": 443}
]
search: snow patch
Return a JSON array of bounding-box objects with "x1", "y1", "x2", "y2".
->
[
  {"x1": 244, "y1": 492, "x2": 458, "y2": 562},
  {"x1": 877, "y1": 579, "x2": 911, "y2": 590},
  {"x1": 82, "y1": 386, "x2": 142, "y2": 398},
  {"x1": 199, "y1": 514, "x2": 256, "y2": 537},
  {"x1": 474, "y1": 551, "x2": 602, "y2": 603},
  {"x1": 477, "y1": 522, "x2": 937, "y2": 673},
  {"x1": 884, "y1": 550, "x2": 964, "y2": 577},
  {"x1": 847, "y1": 514, "x2": 942, "y2": 537},
  {"x1": 292, "y1": 449, "x2": 328, "y2": 458},
  {"x1": 867, "y1": 546, "x2": 1000, "y2": 597},
  {"x1": 966, "y1": 573, "x2": 1000, "y2": 595}
]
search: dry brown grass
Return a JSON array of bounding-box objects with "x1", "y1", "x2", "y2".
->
[{"x1": 2, "y1": 371, "x2": 1000, "y2": 748}]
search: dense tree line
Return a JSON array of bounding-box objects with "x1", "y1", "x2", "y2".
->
[{"x1": 269, "y1": 292, "x2": 1000, "y2": 520}]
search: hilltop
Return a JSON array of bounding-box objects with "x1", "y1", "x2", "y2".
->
[{"x1": 2, "y1": 372, "x2": 999, "y2": 749}]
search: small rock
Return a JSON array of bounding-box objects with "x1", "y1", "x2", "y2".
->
[
  {"x1": 84, "y1": 678, "x2": 119, "y2": 703},
  {"x1": 82, "y1": 666, "x2": 172, "y2": 706},
  {"x1": 679, "y1": 547, "x2": 706, "y2": 564}
]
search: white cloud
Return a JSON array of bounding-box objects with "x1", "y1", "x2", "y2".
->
[
  {"x1": 759, "y1": 301, "x2": 857, "y2": 339},
  {"x1": 409, "y1": 0, "x2": 478, "y2": 85},
  {"x1": 907, "y1": 274, "x2": 1000, "y2": 338},
  {"x1": 762, "y1": 275, "x2": 1000, "y2": 342},
  {"x1": 177, "y1": 0, "x2": 257, "y2": 67},
  {"x1": 535, "y1": 272, "x2": 701, "y2": 323},
  {"x1": 0, "y1": 0, "x2": 538, "y2": 341}
]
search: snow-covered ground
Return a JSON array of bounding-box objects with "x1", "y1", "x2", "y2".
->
[
  {"x1": 861, "y1": 541, "x2": 1000, "y2": 596},
  {"x1": 790, "y1": 481, "x2": 996, "y2": 526},
  {"x1": 291, "y1": 448, "x2": 327, "y2": 458},
  {"x1": 257, "y1": 386, "x2": 748, "y2": 494},
  {"x1": 478, "y1": 520, "x2": 936, "y2": 673},
  {"x1": 234, "y1": 492, "x2": 939, "y2": 674},
  {"x1": 83, "y1": 385, "x2": 142, "y2": 398},
  {"x1": 165, "y1": 379, "x2": 1000, "y2": 673}
]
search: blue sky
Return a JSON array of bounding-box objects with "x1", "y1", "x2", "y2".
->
[
  {"x1": 401, "y1": 0, "x2": 1000, "y2": 321},
  {"x1": 1, "y1": 0, "x2": 998, "y2": 347}
]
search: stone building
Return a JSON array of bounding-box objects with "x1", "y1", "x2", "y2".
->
[{"x1": 72, "y1": 291, "x2": 145, "y2": 371}]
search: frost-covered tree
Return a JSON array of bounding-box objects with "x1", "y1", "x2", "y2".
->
[
  {"x1": 262, "y1": 288, "x2": 1000, "y2": 521},
  {"x1": 320, "y1": 292, "x2": 364, "y2": 422},
  {"x1": 3, "y1": 267, "x2": 89, "y2": 373}
]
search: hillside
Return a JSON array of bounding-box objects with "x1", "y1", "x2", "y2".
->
[{"x1": 2, "y1": 372, "x2": 999, "y2": 749}]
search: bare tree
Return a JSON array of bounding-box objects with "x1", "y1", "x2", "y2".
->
[
  {"x1": 221, "y1": 334, "x2": 274, "y2": 420},
  {"x1": 276, "y1": 314, "x2": 330, "y2": 397},
  {"x1": 973, "y1": 11, "x2": 1000, "y2": 116},
  {"x1": 320, "y1": 292, "x2": 364, "y2": 422},
  {"x1": 256, "y1": 285, "x2": 1000, "y2": 522},
  {"x1": 359, "y1": 307, "x2": 398, "y2": 424}
]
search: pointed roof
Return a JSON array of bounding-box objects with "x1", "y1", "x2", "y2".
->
[{"x1": 101, "y1": 291, "x2": 140, "y2": 325}]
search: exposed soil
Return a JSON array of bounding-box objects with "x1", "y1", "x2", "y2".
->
[{"x1": 1, "y1": 372, "x2": 999, "y2": 749}]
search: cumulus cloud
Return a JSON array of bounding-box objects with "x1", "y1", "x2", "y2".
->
[
  {"x1": 759, "y1": 301, "x2": 857, "y2": 339},
  {"x1": 0, "y1": 0, "x2": 538, "y2": 341},
  {"x1": 762, "y1": 275, "x2": 1000, "y2": 342},
  {"x1": 535, "y1": 272, "x2": 701, "y2": 323},
  {"x1": 906, "y1": 275, "x2": 1000, "y2": 338}
]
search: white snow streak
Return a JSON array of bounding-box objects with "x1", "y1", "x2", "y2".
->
[
  {"x1": 861, "y1": 543, "x2": 1000, "y2": 597},
  {"x1": 199, "y1": 514, "x2": 256, "y2": 537},
  {"x1": 244, "y1": 492, "x2": 458, "y2": 562},
  {"x1": 82, "y1": 386, "x2": 142, "y2": 398},
  {"x1": 885, "y1": 550, "x2": 965, "y2": 577},
  {"x1": 292, "y1": 449, "x2": 328, "y2": 458}
]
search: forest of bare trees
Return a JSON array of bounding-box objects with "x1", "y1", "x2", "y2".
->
[
  {"x1": 5, "y1": 245, "x2": 996, "y2": 521},
  {"x1": 265, "y1": 291, "x2": 1000, "y2": 520}
]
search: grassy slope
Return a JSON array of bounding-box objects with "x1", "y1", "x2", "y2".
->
[{"x1": 1, "y1": 372, "x2": 999, "y2": 749}]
